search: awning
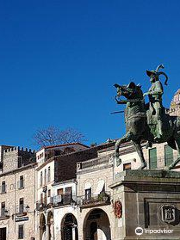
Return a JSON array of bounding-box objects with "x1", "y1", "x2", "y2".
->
[
  {"x1": 94, "y1": 180, "x2": 105, "y2": 195},
  {"x1": 85, "y1": 182, "x2": 91, "y2": 190}
]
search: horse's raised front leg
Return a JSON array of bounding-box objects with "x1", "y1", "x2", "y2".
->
[
  {"x1": 168, "y1": 138, "x2": 180, "y2": 170},
  {"x1": 115, "y1": 132, "x2": 133, "y2": 166},
  {"x1": 133, "y1": 141, "x2": 147, "y2": 170}
]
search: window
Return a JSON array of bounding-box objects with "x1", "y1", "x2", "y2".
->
[
  {"x1": 1, "y1": 202, "x2": 5, "y2": 216},
  {"x1": 149, "y1": 148, "x2": 157, "y2": 169},
  {"x1": 44, "y1": 169, "x2": 47, "y2": 185},
  {"x1": 48, "y1": 189, "x2": 51, "y2": 197},
  {"x1": 44, "y1": 193, "x2": 47, "y2": 205},
  {"x1": 19, "y1": 198, "x2": 24, "y2": 214},
  {"x1": 85, "y1": 188, "x2": 91, "y2": 201},
  {"x1": 64, "y1": 187, "x2": 72, "y2": 204},
  {"x1": 164, "y1": 145, "x2": 173, "y2": 166},
  {"x1": 123, "y1": 163, "x2": 131, "y2": 170},
  {"x1": 19, "y1": 176, "x2": 24, "y2": 189},
  {"x1": 57, "y1": 188, "x2": 63, "y2": 195},
  {"x1": 1, "y1": 181, "x2": 6, "y2": 193},
  {"x1": 38, "y1": 153, "x2": 43, "y2": 160},
  {"x1": 18, "y1": 225, "x2": 24, "y2": 239},
  {"x1": 40, "y1": 171, "x2": 43, "y2": 187},
  {"x1": 40, "y1": 193, "x2": 43, "y2": 204},
  {"x1": 48, "y1": 167, "x2": 51, "y2": 182},
  {"x1": 18, "y1": 157, "x2": 23, "y2": 168}
]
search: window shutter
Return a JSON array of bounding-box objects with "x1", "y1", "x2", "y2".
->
[
  {"x1": 149, "y1": 148, "x2": 157, "y2": 169},
  {"x1": 164, "y1": 145, "x2": 173, "y2": 166}
]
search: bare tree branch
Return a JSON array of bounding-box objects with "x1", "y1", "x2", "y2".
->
[{"x1": 33, "y1": 126, "x2": 85, "y2": 148}]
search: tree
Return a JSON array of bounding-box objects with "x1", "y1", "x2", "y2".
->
[{"x1": 33, "y1": 126, "x2": 85, "y2": 148}]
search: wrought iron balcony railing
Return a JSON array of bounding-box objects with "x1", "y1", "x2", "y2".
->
[
  {"x1": 0, "y1": 210, "x2": 9, "y2": 220},
  {"x1": 77, "y1": 191, "x2": 111, "y2": 208},
  {"x1": 15, "y1": 206, "x2": 29, "y2": 216},
  {"x1": 53, "y1": 194, "x2": 77, "y2": 206},
  {"x1": 36, "y1": 194, "x2": 77, "y2": 210}
]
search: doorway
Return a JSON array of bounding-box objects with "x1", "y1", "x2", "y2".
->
[
  {"x1": 0, "y1": 227, "x2": 6, "y2": 240},
  {"x1": 83, "y1": 209, "x2": 111, "y2": 240}
]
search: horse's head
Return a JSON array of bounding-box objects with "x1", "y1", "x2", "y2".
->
[{"x1": 114, "y1": 82, "x2": 143, "y2": 100}]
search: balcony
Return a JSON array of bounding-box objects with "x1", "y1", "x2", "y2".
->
[
  {"x1": 77, "y1": 191, "x2": 111, "y2": 208},
  {"x1": 0, "y1": 210, "x2": 9, "y2": 220},
  {"x1": 36, "y1": 201, "x2": 45, "y2": 211},
  {"x1": 77, "y1": 156, "x2": 110, "y2": 171},
  {"x1": 53, "y1": 194, "x2": 76, "y2": 207},
  {"x1": 15, "y1": 206, "x2": 28, "y2": 217},
  {"x1": 36, "y1": 197, "x2": 53, "y2": 211},
  {"x1": 36, "y1": 194, "x2": 76, "y2": 210}
]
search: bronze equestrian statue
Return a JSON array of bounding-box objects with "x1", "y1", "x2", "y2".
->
[{"x1": 114, "y1": 65, "x2": 180, "y2": 170}]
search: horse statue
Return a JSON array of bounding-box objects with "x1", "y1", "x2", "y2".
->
[{"x1": 114, "y1": 81, "x2": 180, "y2": 170}]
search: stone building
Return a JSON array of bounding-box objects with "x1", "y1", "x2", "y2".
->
[
  {"x1": 74, "y1": 140, "x2": 180, "y2": 240},
  {"x1": 35, "y1": 143, "x2": 97, "y2": 240},
  {"x1": 76, "y1": 147, "x2": 114, "y2": 240},
  {"x1": 169, "y1": 89, "x2": 180, "y2": 116},
  {"x1": 35, "y1": 142, "x2": 115, "y2": 240},
  {"x1": 33, "y1": 136, "x2": 180, "y2": 240},
  {"x1": 52, "y1": 179, "x2": 78, "y2": 240},
  {"x1": 0, "y1": 139, "x2": 179, "y2": 240},
  {"x1": 0, "y1": 146, "x2": 36, "y2": 240}
]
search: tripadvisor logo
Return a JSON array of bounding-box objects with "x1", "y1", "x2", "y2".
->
[{"x1": 135, "y1": 227, "x2": 143, "y2": 235}]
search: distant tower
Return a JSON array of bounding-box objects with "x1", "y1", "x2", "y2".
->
[{"x1": 169, "y1": 89, "x2": 180, "y2": 116}]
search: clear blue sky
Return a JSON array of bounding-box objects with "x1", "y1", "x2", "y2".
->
[{"x1": 0, "y1": 0, "x2": 180, "y2": 149}]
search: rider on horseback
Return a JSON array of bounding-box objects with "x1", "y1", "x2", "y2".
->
[
  {"x1": 114, "y1": 66, "x2": 180, "y2": 170},
  {"x1": 144, "y1": 64, "x2": 168, "y2": 140}
]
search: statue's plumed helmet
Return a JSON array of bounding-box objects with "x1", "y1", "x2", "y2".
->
[
  {"x1": 146, "y1": 70, "x2": 156, "y2": 77},
  {"x1": 146, "y1": 64, "x2": 168, "y2": 85}
]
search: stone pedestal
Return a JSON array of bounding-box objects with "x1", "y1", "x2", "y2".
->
[{"x1": 110, "y1": 170, "x2": 180, "y2": 240}]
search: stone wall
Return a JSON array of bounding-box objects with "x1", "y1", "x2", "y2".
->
[
  {"x1": 3, "y1": 147, "x2": 35, "y2": 173},
  {"x1": 54, "y1": 148, "x2": 99, "y2": 182},
  {"x1": 169, "y1": 89, "x2": 180, "y2": 116},
  {"x1": 0, "y1": 164, "x2": 36, "y2": 240},
  {"x1": 111, "y1": 170, "x2": 180, "y2": 240}
]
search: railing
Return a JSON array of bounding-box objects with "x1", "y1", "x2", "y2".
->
[
  {"x1": 0, "y1": 214, "x2": 9, "y2": 220},
  {"x1": 78, "y1": 156, "x2": 111, "y2": 170},
  {"x1": 0, "y1": 210, "x2": 9, "y2": 219},
  {"x1": 15, "y1": 206, "x2": 28, "y2": 216},
  {"x1": 36, "y1": 201, "x2": 45, "y2": 211},
  {"x1": 77, "y1": 191, "x2": 111, "y2": 208},
  {"x1": 47, "y1": 197, "x2": 53, "y2": 205},
  {"x1": 53, "y1": 194, "x2": 77, "y2": 206},
  {"x1": 36, "y1": 194, "x2": 77, "y2": 210},
  {"x1": 36, "y1": 197, "x2": 53, "y2": 211}
]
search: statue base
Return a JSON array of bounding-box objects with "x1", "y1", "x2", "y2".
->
[{"x1": 110, "y1": 170, "x2": 180, "y2": 240}]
